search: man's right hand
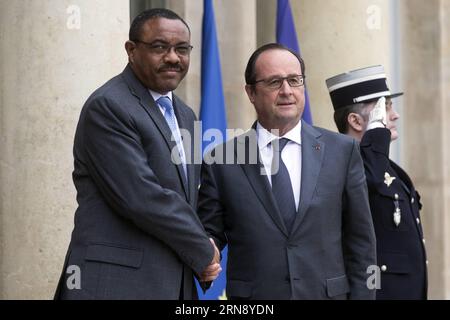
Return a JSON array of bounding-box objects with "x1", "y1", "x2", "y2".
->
[{"x1": 199, "y1": 238, "x2": 222, "y2": 282}]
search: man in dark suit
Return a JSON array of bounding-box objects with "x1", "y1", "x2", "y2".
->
[
  {"x1": 54, "y1": 9, "x2": 220, "y2": 300},
  {"x1": 326, "y1": 65, "x2": 427, "y2": 299},
  {"x1": 198, "y1": 43, "x2": 376, "y2": 300}
]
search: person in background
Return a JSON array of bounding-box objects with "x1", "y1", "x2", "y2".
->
[{"x1": 326, "y1": 65, "x2": 427, "y2": 299}]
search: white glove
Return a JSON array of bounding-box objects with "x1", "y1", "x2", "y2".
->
[{"x1": 367, "y1": 97, "x2": 387, "y2": 131}]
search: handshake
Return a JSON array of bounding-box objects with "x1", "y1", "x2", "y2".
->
[{"x1": 199, "y1": 238, "x2": 222, "y2": 282}]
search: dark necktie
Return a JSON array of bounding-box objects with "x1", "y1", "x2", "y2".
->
[{"x1": 271, "y1": 138, "x2": 297, "y2": 233}]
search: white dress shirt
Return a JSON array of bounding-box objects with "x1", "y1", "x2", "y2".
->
[
  {"x1": 149, "y1": 90, "x2": 187, "y2": 168},
  {"x1": 257, "y1": 121, "x2": 302, "y2": 209}
]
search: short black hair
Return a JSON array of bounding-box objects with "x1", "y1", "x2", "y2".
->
[
  {"x1": 129, "y1": 8, "x2": 190, "y2": 41},
  {"x1": 245, "y1": 43, "x2": 306, "y2": 85},
  {"x1": 333, "y1": 102, "x2": 372, "y2": 133}
]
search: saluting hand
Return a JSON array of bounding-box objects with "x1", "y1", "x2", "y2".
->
[{"x1": 367, "y1": 96, "x2": 387, "y2": 131}]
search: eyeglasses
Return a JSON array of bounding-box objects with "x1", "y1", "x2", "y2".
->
[
  {"x1": 134, "y1": 40, "x2": 193, "y2": 56},
  {"x1": 253, "y1": 75, "x2": 305, "y2": 90}
]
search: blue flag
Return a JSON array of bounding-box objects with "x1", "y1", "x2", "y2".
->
[
  {"x1": 196, "y1": 0, "x2": 228, "y2": 300},
  {"x1": 276, "y1": 0, "x2": 313, "y2": 124}
]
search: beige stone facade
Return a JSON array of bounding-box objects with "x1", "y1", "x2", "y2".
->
[
  {"x1": 0, "y1": 0, "x2": 129, "y2": 299},
  {"x1": 0, "y1": 0, "x2": 448, "y2": 299}
]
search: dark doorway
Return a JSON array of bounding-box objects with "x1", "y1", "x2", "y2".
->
[{"x1": 130, "y1": 0, "x2": 166, "y2": 21}]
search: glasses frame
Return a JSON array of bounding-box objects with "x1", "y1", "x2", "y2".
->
[
  {"x1": 252, "y1": 74, "x2": 306, "y2": 90},
  {"x1": 133, "y1": 40, "x2": 193, "y2": 57}
]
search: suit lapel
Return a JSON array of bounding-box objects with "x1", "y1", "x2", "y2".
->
[
  {"x1": 236, "y1": 126, "x2": 289, "y2": 237},
  {"x1": 121, "y1": 65, "x2": 189, "y2": 199},
  {"x1": 291, "y1": 121, "x2": 324, "y2": 234}
]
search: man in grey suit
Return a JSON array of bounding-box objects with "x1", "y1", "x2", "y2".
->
[
  {"x1": 55, "y1": 9, "x2": 220, "y2": 300},
  {"x1": 198, "y1": 43, "x2": 377, "y2": 299}
]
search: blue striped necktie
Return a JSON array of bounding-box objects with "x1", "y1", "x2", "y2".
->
[{"x1": 157, "y1": 96, "x2": 187, "y2": 179}]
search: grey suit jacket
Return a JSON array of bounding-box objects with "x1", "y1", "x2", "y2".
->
[
  {"x1": 198, "y1": 121, "x2": 377, "y2": 300},
  {"x1": 55, "y1": 65, "x2": 213, "y2": 300}
]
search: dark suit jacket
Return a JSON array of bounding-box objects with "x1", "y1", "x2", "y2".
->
[
  {"x1": 360, "y1": 128, "x2": 427, "y2": 300},
  {"x1": 198, "y1": 121, "x2": 377, "y2": 300},
  {"x1": 54, "y1": 65, "x2": 214, "y2": 300}
]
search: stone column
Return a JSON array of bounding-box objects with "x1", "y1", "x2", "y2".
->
[
  {"x1": 168, "y1": 0, "x2": 257, "y2": 132},
  {"x1": 442, "y1": 0, "x2": 450, "y2": 300},
  {"x1": 293, "y1": 0, "x2": 395, "y2": 130},
  {"x1": 0, "y1": 0, "x2": 129, "y2": 299},
  {"x1": 400, "y1": 0, "x2": 450, "y2": 299}
]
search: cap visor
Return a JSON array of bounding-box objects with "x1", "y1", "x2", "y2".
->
[{"x1": 388, "y1": 92, "x2": 403, "y2": 99}]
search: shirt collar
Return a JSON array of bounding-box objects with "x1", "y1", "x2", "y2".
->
[
  {"x1": 257, "y1": 120, "x2": 302, "y2": 149},
  {"x1": 149, "y1": 89, "x2": 173, "y2": 104}
]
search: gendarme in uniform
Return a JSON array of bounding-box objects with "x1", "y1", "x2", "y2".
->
[{"x1": 326, "y1": 66, "x2": 428, "y2": 299}]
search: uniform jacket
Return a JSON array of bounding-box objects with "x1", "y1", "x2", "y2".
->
[{"x1": 360, "y1": 128, "x2": 427, "y2": 300}]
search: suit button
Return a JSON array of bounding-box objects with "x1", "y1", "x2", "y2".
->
[
  {"x1": 416, "y1": 218, "x2": 420, "y2": 224},
  {"x1": 426, "y1": 260, "x2": 429, "y2": 266},
  {"x1": 394, "y1": 194, "x2": 399, "y2": 200},
  {"x1": 422, "y1": 238, "x2": 426, "y2": 245},
  {"x1": 411, "y1": 197, "x2": 415, "y2": 204},
  {"x1": 381, "y1": 265, "x2": 387, "y2": 272}
]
